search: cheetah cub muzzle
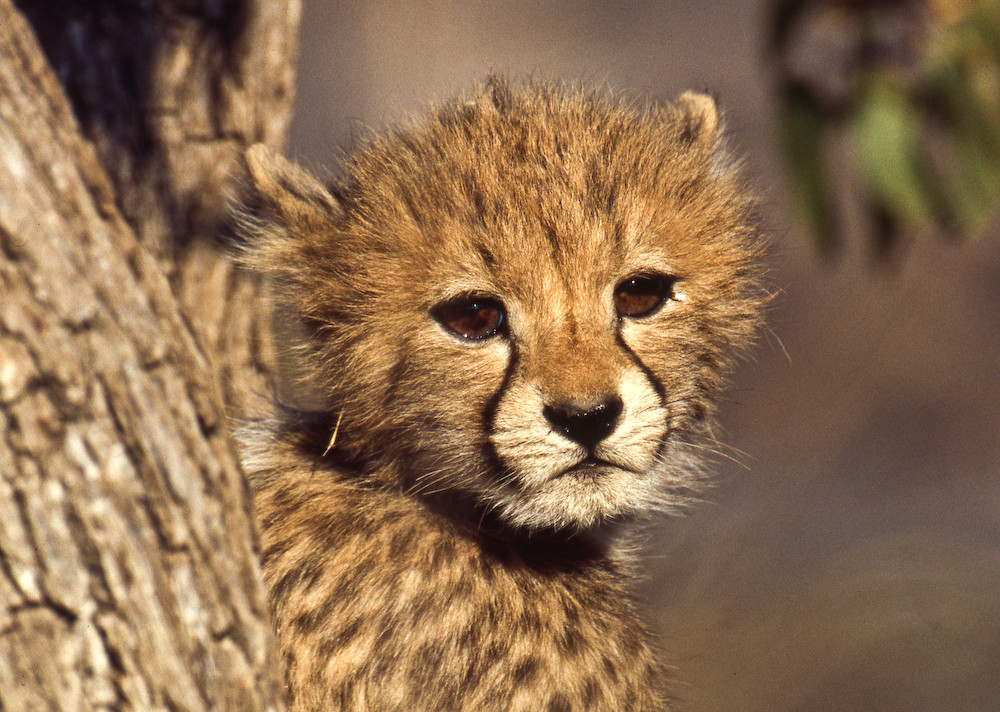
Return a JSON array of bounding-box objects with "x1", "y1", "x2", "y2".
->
[{"x1": 237, "y1": 77, "x2": 765, "y2": 712}]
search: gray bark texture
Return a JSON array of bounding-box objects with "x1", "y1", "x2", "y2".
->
[{"x1": 0, "y1": 0, "x2": 300, "y2": 708}]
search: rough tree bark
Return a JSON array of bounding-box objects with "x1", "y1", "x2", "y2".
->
[{"x1": 0, "y1": 0, "x2": 299, "y2": 708}]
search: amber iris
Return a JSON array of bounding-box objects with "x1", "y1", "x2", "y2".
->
[
  {"x1": 433, "y1": 295, "x2": 506, "y2": 340},
  {"x1": 614, "y1": 273, "x2": 675, "y2": 317}
]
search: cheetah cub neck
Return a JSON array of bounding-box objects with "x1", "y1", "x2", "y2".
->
[{"x1": 238, "y1": 77, "x2": 764, "y2": 712}]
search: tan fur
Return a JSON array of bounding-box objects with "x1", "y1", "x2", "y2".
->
[{"x1": 237, "y1": 77, "x2": 765, "y2": 711}]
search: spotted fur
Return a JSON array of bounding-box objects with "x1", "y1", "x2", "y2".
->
[{"x1": 237, "y1": 77, "x2": 765, "y2": 711}]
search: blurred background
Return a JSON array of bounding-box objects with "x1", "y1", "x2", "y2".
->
[{"x1": 289, "y1": 2, "x2": 1000, "y2": 710}]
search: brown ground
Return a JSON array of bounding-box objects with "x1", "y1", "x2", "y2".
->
[{"x1": 290, "y1": 3, "x2": 1000, "y2": 709}]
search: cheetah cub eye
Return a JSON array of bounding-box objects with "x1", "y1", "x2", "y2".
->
[
  {"x1": 613, "y1": 272, "x2": 678, "y2": 318},
  {"x1": 432, "y1": 293, "x2": 507, "y2": 340}
]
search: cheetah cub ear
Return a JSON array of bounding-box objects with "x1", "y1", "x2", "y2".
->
[
  {"x1": 237, "y1": 144, "x2": 343, "y2": 276},
  {"x1": 675, "y1": 91, "x2": 720, "y2": 150},
  {"x1": 244, "y1": 143, "x2": 342, "y2": 221}
]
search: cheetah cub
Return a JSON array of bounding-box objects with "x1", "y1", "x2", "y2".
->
[{"x1": 238, "y1": 77, "x2": 764, "y2": 711}]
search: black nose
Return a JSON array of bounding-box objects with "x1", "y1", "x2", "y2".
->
[{"x1": 543, "y1": 396, "x2": 623, "y2": 450}]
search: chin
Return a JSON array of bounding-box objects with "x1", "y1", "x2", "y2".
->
[{"x1": 488, "y1": 465, "x2": 655, "y2": 533}]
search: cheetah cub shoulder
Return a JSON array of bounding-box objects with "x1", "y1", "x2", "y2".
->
[{"x1": 238, "y1": 77, "x2": 764, "y2": 712}]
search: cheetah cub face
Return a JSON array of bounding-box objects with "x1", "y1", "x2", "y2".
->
[{"x1": 241, "y1": 79, "x2": 763, "y2": 532}]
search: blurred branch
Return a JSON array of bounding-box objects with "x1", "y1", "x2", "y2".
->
[{"x1": 771, "y1": 0, "x2": 1000, "y2": 254}]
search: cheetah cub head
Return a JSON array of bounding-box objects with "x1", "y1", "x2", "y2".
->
[{"x1": 240, "y1": 78, "x2": 764, "y2": 532}]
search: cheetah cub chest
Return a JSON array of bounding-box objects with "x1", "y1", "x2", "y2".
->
[{"x1": 238, "y1": 78, "x2": 764, "y2": 712}]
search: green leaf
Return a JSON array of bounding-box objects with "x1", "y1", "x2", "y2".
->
[
  {"x1": 778, "y1": 86, "x2": 837, "y2": 249},
  {"x1": 850, "y1": 78, "x2": 934, "y2": 228}
]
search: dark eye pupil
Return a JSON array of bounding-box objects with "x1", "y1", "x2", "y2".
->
[
  {"x1": 453, "y1": 303, "x2": 497, "y2": 336},
  {"x1": 433, "y1": 296, "x2": 505, "y2": 340},
  {"x1": 614, "y1": 274, "x2": 674, "y2": 317}
]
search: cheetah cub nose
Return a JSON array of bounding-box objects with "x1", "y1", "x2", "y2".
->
[{"x1": 543, "y1": 396, "x2": 623, "y2": 450}]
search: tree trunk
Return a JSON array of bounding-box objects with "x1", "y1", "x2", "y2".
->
[{"x1": 0, "y1": 0, "x2": 299, "y2": 708}]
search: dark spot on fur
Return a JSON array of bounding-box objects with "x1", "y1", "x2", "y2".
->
[
  {"x1": 452, "y1": 571, "x2": 474, "y2": 601},
  {"x1": 475, "y1": 554, "x2": 496, "y2": 583},
  {"x1": 547, "y1": 693, "x2": 571, "y2": 712},
  {"x1": 430, "y1": 683, "x2": 461, "y2": 712},
  {"x1": 371, "y1": 643, "x2": 395, "y2": 679},
  {"x1": 482, "y1": 639, "x2": 507, "y2": 667},
  {"x1": 609, "y1": 218, "x2": 627, "y2": 257},
  {"x1": 337, "y1": 678, "x2": 358, "y2": 712},
  {"x1": 542, "y1": 223, "x2": 560, "y2": 252},
  {"x1": 373, "y1": 624, "x2": 395, "y2": 652},
  {"x1": 411, "y1": 642, "x2": 445, "y2": 678},
  {"x1": 475, "y1": 242, "x2": 496, "y2": 268},
  {"x1": 564, "y1": 603, "x2": 580, "y2": 625},
  {"x1": 602, "y1": 655, "x2": 619, "y2": 684},
  {"x1": 383, "y1": 352, "x2": 410, "y2": 405},
  {"x1": 408, "y1": 594, "x2": 437, "y2": 627},
  {"x1": 290, "y1": 608, "x2": 323, "y2": 635},
  {"x1": 319, "y1": 616, "x2": 364, "y2": 653},
  {"x1": 268, "y1": 485, "x2": 308, "y2": 518},
  {"x1": 457, "y1": 623, "x2": 481, "y2": 650},
  {"x1": 325, "y1": 566, "x2": 363, "y2": 603},
  {"x1": 517, "y1": 607, "x2": 541, "y2": 634},
  {"x1": 460, "y1": 655, "x2": 483, "y2": 689},
  {"x1": 260, "y1": 538, "x2": 293, "y2": 568},
  {"x1": 671, "y1": 177, "x2": 699, "y2": 203},
  {"x1": 388, "y1": 527, "x2": 413, "y2": 558},
  {"x1": 429, "y1": 539, "x2": 457, "y2": 571},
  {"x1": 559, "y1": 625, "x2": 582, "y2": 657},
  {"x1": 512, "y1": 656, "x2": 539, "y2": 685},
  {"x1": 696, "y1": 350, "x2": 721, "y2": 369},
  {"x1": 270, "y1": 559, "x2": 323, "y2": 607},
  {"x1": 463, "y1": 174, "x2": 489, "y2": 222}
]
